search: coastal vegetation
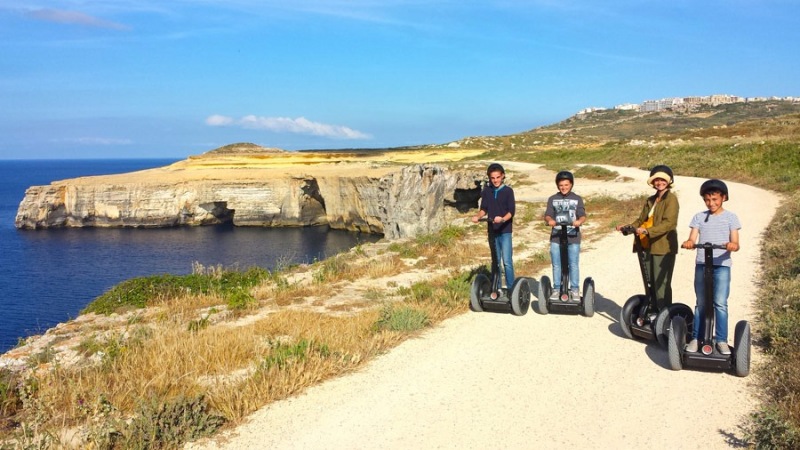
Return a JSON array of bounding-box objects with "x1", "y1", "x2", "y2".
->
[{"x1": 2, "y1": 101, "x2": 799, "y2": 448}]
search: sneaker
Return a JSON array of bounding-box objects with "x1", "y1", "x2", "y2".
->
[
  {"x1": 570, "y1": 289, "x2": 580, "y2": 300},
  {"x1": 549, "y1": 290, "x2": 560, "y2": 301},
  {"x1": 717, "y1": 342, "x2": 731, "y2": 355},
  {"x1": 685, "y1": 339, "x2": 698, "y2": 353}
]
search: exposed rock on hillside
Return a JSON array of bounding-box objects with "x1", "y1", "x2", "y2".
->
[{"x1": 14, "y1": 149, "x2": 483, "y2": 239}]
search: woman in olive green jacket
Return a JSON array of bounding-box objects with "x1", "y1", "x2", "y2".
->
[{"x1": 616, "y1": 165, "x2": 679, "y2": 311}]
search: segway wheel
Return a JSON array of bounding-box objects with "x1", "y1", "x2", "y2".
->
[
  {"x1": 537, "y1": 276, "x2": 551, "y2": 315},
  {"x1": 620, "y1": 295, "x2": 644, "y2": 340},
  {"x1": 733, "y1": 320, "x2": 751, "y2": 377},
  {"x1": 581, "y1": 277, "x2": 595, "y2": 318},
  {"x1": 667, "y1": 316, "x2": 686, "y2": 371},
  {"x1": 470, "y1": 273, "x2": 490, "y2": 312},
  {"x1": 654, "y1": 303, "x2": 693, "y2": 348},
  {"x1": 510, "y1": 278, "x2": 531, "y2": 316}
]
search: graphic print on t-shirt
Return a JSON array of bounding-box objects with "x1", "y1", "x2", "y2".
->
[{"x1": 552, "y1": 198, "x2": 579, "y2": 236}]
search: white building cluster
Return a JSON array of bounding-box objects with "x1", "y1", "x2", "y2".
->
[{"x1": 576, "y1": 94, "x2": 798, "y2": 116}]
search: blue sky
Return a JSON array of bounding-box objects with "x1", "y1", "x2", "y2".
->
[{"x1": 1, "y1": 1, "x2": 798, "y2": 159}]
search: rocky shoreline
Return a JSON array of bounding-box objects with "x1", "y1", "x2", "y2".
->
[{"x1": 14, "y1": 145, "x2": 485, "y2": 240}]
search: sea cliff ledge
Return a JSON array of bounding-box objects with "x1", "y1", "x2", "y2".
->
[{"x1": 15, "y1": 144, "x2": 486, "y2": 239}]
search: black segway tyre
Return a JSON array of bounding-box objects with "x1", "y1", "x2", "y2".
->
[
  {"x1": 654, "y1": 303, "x2": 693, "y2": 347},
  {"x1": 620, "y1": 295, "x2": 645, "y2": 340},
  {"x1": 667, "y1": 316, "x2": 686, "y2": 371},
  {"x1": 733, "y1": 320, "x2": 751, "y2": 377},
  {"x1": 537, "y1": 275, "x2": 551, "y2": 315},
  {"x1": 470, "y1": 273, "x2": 490, "y2": 312},
  {"x1": 581, "y1": 277, "x2": 595, "y2": 318},
  {"x1": 510, "y1": 278, "x2": 531, "y2": 316}
]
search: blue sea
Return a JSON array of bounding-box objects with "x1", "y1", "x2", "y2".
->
[{"x1": 0, "y1": 159, "x2": 380, "y2": 353}]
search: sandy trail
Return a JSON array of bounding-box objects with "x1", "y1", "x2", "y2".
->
[{"x1": 189, "y1": 165, "x2": 778, "y2": 449}]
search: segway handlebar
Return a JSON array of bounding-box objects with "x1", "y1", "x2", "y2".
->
[
  {"x1": 619, "y1": 225, "x2": 638, "y2": 236},
  {"x1": 700, "y1": 242, "x2": 729, "y2": 250}
]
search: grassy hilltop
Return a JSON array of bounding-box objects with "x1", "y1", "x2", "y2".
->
[{"x1": 1, "y1": 100, "x2": 799, "y2": 448}]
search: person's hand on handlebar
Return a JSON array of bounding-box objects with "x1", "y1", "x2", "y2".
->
[{"x1": 681, "y1": 239, "x2": 695, "y2": 249}]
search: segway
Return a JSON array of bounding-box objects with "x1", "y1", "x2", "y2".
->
[
  {"x1": 618, "y1": 225, "x2": 693, "y2": 346},
  {"x1": 536, "y1": 215, "x2": 595, "y2": 317},
  {"x1": 470, "y1": 216, "x2": 531, "y2": 316},
  {"x1": 667, "y1": 243, "x2": 750, "y2": 377}
]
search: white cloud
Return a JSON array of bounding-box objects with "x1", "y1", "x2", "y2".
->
[
  {"x1": 206, "y1": 115, "x2": 371, "y2": 139},
  {"x1": 26, "y1": 8, "x2": 131, "y2": 31},
  {"x1": 52, "y1": 137, "x2": 133, "y2": 145}
]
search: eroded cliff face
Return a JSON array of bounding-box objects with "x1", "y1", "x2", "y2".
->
[{"x1": 15, "y1": 164, "x2": 482, "y2": 239}]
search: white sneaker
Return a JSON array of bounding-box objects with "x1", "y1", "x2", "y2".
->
[
  {"x1": 685, "y1": 339, "x2": 698, "y2": 353},
  {"x1": 717, "y1": 342, "x2": 731, "y2": 355},
  {"x1": 549, "y1": 291, "x2": 560, "y2": 301}
]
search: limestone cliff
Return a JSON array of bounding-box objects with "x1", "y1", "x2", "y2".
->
[{"x1": 15, "y1": 155, "x2": 482, "y2": 239}]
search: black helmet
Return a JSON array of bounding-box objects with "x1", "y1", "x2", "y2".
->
[
  {"x1": 555, "y1": 170, "x2": 574, "y2": 185},
  {"x1": 700, "y1": 179, "x2": 729, "y2": 201},
  {"x1": 486, "y1": 163, "x2": 505, "y2": 176},
  {"x1": 647, "y1": 165, "x2": 674, "y2": 187}
]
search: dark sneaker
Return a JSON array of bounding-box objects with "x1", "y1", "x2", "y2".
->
[
  {"x1": 717, "y1": 342, "x2": 731, "y2": 355},
  {"x1": 685, "y1": 339, "x2": 698, "y2": 353}
]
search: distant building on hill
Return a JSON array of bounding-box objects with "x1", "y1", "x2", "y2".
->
[{"x1": 579, "y1": 93, "x2": 796, "y2": 117}]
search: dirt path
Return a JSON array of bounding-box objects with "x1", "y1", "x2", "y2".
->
[{"x1": 188, "y1": 165, "x2": 779, "y2": 449}]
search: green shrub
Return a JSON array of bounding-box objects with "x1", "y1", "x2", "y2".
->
[
  {"x1": 118, "y1": 395, "x2": 226, "y2": 449},
  {"x1": 744, "y1": 406, "x2": 800, "y2": 450},
  {"x1": 226, "y1": 288, "x2": 256, "y2": 310},
  {"x1": 387, "y1": 241, "x2": 419, "y2": 259},
  {"x1": 441, "y1": 272, "x2": 471, "y2": 306},
  {"x1": 415, "y1": 225, "x2": 465, "y2": 248},
  {"x1": 83, "y1": 267, "x2": 271, "y2": 315},
  {"x1": 574, "y1": 165, "x2": 619, "y2": 180},
  {"x1": 407, "y1": 281, "x2": 434, "y2": 302},
  {"x1": 0, "y1": 369, "x2": 23, "y2": 425},
  {"x1": 374, "y1": 305, "x2": 430, "y2": 332},
  {"x1": 260, "y1": 339, "x2": 330, "y2": 370}
]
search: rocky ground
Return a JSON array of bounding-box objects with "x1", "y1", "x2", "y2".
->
[{"x1": 186, "y1": 163, "x2": 778, "y2": 449}]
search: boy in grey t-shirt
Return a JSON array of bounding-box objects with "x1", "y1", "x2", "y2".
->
[{"x1": 681, "y1": 179, "x2": 741, "y2": 355}]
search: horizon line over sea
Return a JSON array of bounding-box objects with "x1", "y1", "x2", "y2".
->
[{"x1": 0, "y1": 159, "x2": 380, "y2": 353}]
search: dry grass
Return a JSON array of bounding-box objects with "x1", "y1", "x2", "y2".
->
[{"x1": 0, "y1": 196, "x2": 645, "y2": 448}]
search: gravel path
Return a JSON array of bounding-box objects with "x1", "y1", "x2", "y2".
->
[{"x1": 188, "y1": 166, "x2": 778, "y2": 449}]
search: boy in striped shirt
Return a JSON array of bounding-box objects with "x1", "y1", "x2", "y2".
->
[{"x1": 681, "y1": 179, "x2": 741, "y2": 355}]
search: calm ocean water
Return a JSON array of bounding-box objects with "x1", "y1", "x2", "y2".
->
[{"x1": 0, "y1": 159, "x2": 380, "y2": 353}]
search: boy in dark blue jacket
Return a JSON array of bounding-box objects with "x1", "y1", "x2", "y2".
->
[{"x1": 472, "y1": 163, "x2": 515, "y2": 298}]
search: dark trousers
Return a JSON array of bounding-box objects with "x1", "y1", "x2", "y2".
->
[{"x1": 647, "y1": 252, "x2": 675, "y2": 311}]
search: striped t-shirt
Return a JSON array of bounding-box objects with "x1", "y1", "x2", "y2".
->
[{"x1": 688, "y1": 209, "x2": 742, "y2": 267}]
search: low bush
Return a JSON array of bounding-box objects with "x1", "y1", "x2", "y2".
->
[
  {"x1": 117, "y1": 395, "x2": 226, "y2": 449},
  {"x1": 84, "y1": 267, "x2": 270, "y2": 315},
  {"x1": 574, "y1": 165, "x2": 619, "y2": 180},
  {"x1": 375, "y1": 305, "x2": 430, "y2": 332}
]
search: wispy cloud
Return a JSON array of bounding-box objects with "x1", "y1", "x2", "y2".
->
[
  {"x1": 52, "y1": 137, "x2": 133, "y2": 145},
  {"x1": 206, "y1": 114, "x2": 371, "y2": 140},
  {"x1": 25, "y1": 8, "x2": 131, "y2": 30}
]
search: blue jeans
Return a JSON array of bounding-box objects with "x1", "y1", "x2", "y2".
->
[
  {"x1": 494, "y1": 232, "x2": 515, "y2": 289},
  {"x1": 692, "y1": 264, "x2": 730, "y2": 342},
  {"x1": 550, "y1": 242, "x2": 580, "y2": 291}
]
